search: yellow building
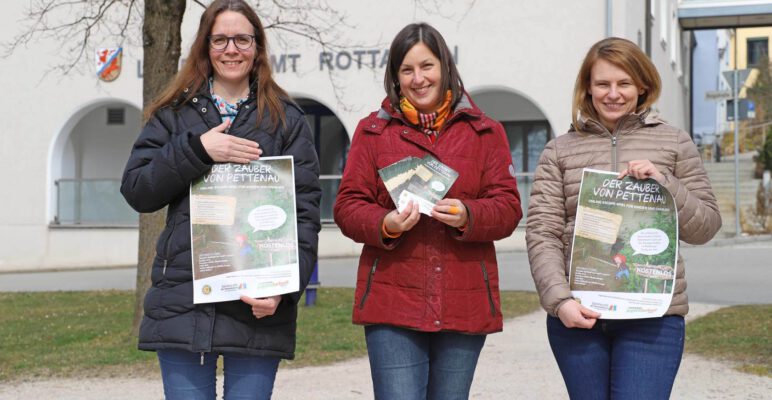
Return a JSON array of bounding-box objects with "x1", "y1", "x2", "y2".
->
[
  {"x1": 726, "y1": 27, "x2": 772, "y2": 101},
  {"x1": 729, "y1": 27, "x2": 772, "y2": 70}
]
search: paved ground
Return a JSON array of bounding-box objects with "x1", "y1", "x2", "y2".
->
[
  {"x1": 1, "y1": 304, "x2": 770, "y2": 400},
  {"x1": 2, "y1": 239, "x2": 770, "y2": 306}
]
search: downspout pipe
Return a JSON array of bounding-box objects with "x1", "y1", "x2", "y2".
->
[
  {"x1": 606, "y1": 0, "x2": 613, "y2": 37},
  {"x1": 645, "y1": 0, "x2": 652, "y2": 56}
]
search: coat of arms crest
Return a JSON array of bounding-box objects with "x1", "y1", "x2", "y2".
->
[{"x1": 96, "y1": 47, "x2": 123, "y2": 82}]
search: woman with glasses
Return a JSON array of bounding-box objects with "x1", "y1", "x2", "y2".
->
[{"x1": 121, "y1": 0, "x2": 320, "y2": 398}]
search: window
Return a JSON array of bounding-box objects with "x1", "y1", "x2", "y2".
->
[
  {"x1": 747, "y1": 37, "x2": 768, "y2": 67},
  {"x1": 294, "y1": 98, "x2": 349, "y2": 223},
  {"x1": 500, "y1": 121, "x2": 550, "y2": 173}
]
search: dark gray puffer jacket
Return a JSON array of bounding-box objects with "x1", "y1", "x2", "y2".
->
[{"x1": 121, "y1": 87, "x2": 321, "y2": 359}]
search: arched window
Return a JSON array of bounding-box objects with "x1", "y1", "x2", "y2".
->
[
  {"x1": 472, "y1": 89, "x2": 553, "y2": 217},
  {"x1": 51, "y1": 101, "x2": 141, "y2": 226},
  {"x1": 294, "y1": 98, "x2": 349, "y2": 222}
]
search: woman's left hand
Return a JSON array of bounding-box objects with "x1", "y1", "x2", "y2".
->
[
  {"x1": 431, "y1": 198, "x2": 468, "y2": 228},
  {"x1": 618, "y1": 159, "x2": 665, "y2": 184},
  {"x1": 240, "y1": 295, "x2": 282, "y2": 319}
]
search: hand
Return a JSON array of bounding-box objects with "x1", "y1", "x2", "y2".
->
[
  {"x1": 240, "y1": 295, "x2": 282, "y2": 319},
  {"x1": 201, "y1": 120, "x2": 262, "y2": 163},
  {"x1": 431, "y1": 198, "x2": 468, "y2": 228},
  {"x1": 383, "y1": 201, "x2": 420, "y2": 235},
  {"x1": 618, "y1": 159, "x2": 665, "y2": 184},
  {"x1": 556, "y1": 300, "x2": 600, "y2": 329}
]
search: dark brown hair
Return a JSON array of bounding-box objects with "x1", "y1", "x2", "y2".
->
[
  {"x1": 144, "y1": 0, "x2": 288, "y2": 129},
  {"x1": 573, "y1": 37, "x2": 661, "y2": 127},
  {"x1": 384, "y1": 22, "x2": 464, "y2": 111}
]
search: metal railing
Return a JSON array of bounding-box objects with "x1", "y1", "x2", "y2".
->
[
  {"x1": 319, "y1": 172, "x2": 534, "y2": 225},
  {"x1": 55, "y1": 179, "x2": 138, "y2": 226},
  {"x1": 698, "y1": 121, "x2": 772, "y2": 163},
  {"x1": 54, "y1": 174, "x2": 534, "y2": 227}
]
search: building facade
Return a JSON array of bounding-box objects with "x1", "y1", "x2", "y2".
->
[{"x1": 0, "y1": 0, "x2": 691, "y2": 270}]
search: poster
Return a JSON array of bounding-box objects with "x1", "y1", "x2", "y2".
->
[
  {"x1": 568, "y1": 168, "x2": 678, "y2": 319},
  {"x1": 190, "y1": 156, "x2": 299, "y2": 304}
]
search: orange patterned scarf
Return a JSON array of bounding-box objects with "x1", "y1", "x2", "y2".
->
[{"x1": 400, "y1": 91, "x2": 453, "y2": 143}]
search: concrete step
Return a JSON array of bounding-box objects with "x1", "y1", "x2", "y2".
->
[
  {"x1": 691, "y1": 156, "x2": 761, "y2": 236},
  {"x1": 710, "y1": 184, "x2": 756, "y2": 191}
]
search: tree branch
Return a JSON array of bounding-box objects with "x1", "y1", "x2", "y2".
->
[{"x1": 3, "y1": 0, "x2": 139, "y2": 75}]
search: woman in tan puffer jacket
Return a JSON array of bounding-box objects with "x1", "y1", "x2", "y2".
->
[{"x1": 526, "y1": 37, "x2": 721, "y2": 400}]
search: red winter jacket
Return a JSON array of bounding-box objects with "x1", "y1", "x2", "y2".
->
[{"x1": 334, "y1": 95, "x2": 522, "y2": 334}]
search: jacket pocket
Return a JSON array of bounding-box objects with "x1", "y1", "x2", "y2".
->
[
  {"x1": 358, "y1": 257, "x2": 380, "y2": 309},
  {"x1": 480, "y1": 261, "x2": 497, "y2": 317},
  {"x1": 156, "y1": 219, "x2": 178, "y2": 280}
]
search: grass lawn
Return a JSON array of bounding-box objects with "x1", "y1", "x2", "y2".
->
[
  {"x1": 0, "y1": 291, "x2": 155, "y2": 381},
  {"x1": 0, "y1": 289, "x2": 540, "y2": 380},
  {"x1": 685, "y1": 304, "x2": 771, "y2": 377}
]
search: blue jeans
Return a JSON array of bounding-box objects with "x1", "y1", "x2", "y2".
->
[
  {"x1": 157, "y1": 349, "x2": 280, "y2": 400},
  {"x1": 546, "y1": 315, "x2": 685, "y2": 400},
  {"x1": 364, "y1": 325, "x2": 486, "y2": 400}
]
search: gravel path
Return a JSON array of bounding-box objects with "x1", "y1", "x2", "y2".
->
[{"x1": 1, "y1": 303, "x2": 769, "y2": 400}]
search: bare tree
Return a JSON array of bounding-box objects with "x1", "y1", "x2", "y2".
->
[{"x1": 133, "y1": 0, "x2": 186, "y2": 337}]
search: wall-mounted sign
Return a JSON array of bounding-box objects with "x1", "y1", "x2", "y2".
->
[
  {"x1": 135, "y1": 46, "x2": 460, "y2": 77},
  {"x1": 704, "y1": 90, "x2": 731, "y2": 100}
]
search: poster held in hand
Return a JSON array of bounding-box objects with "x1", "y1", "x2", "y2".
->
[
  {"x1": 568, "y1": 168, "x2": 678, "y2": 319},
  {"x1": 190, "y1": 156, "x2": 299, "y2": 304}
]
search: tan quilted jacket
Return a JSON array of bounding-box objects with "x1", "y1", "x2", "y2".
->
[{"x1": 526, "y1": 110, "x2": 721, "y2": 317}]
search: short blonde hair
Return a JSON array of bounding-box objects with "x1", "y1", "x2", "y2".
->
[{"x1": 572, "y1": 37, "x2": 661, "y2": 128}]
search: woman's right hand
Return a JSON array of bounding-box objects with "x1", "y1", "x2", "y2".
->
[
  {"x1": 557, "y1": 300, "x2": 601, "y2": 329},
  {"x1": 383, "y1": 201, "x2": 420, "y2": 235},
  {"x1": 200, "y1": 120, "x2": 262, "y2": 163}
]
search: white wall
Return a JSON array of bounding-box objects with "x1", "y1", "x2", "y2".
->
[
  {"x1": 650, "y1": 0, "x2": 691, "y2": 130},
  {"x1": 0, "y1": 0, "x2": 692, "y2": 269},
  {"x1": 0, "y1": 2, "x2": 141, "y2": 270}
]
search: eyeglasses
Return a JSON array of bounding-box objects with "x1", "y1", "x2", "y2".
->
[{"x1": 208, "y1": 34, "x2": 255, "y2": 51}]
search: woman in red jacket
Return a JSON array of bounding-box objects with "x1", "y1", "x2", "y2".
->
[{"x1": 334, "y1": 22, "x2": 522, "y2": 399}]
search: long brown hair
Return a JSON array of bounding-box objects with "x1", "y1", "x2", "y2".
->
[
  {"x1": 144, "y1": 0, "x2": 288, "y2": 129},
  {"x1": 572, "y1": 37, "x2": 661, "y2": 128},
  {"x1": 384, "y1": 23, "x2": 464, "y2": 111}
]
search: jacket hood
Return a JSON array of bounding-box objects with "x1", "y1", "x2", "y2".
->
[
  {"x1": 380, "y1": 92, "x2": 484, "y2": 121},
  {"x1": 570, "y1": 108, "x2": 668, "y2": 136}
]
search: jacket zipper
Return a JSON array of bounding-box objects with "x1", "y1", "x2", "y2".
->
[
  {"x1": 199, "y1": 303, "x2": 216, "y2": 365},
  {"x1": 161, "y1": 221, "x2": 177, "y2": 277},
  {"x1": 480, "y1": 261, "x2": 497, "y2": 317},
  {"x1": 225, "y1": 101, "x2": 246, "y2": 134},
  {"x1": 611, "y1": 135, "x2": 618, "y2": 169},
  {"x1": 358, "y1": 258, "x2": 380, "y2": 309},
  {"x1": 608, "y1": 114, "x2": 635, "y2": 170}
]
